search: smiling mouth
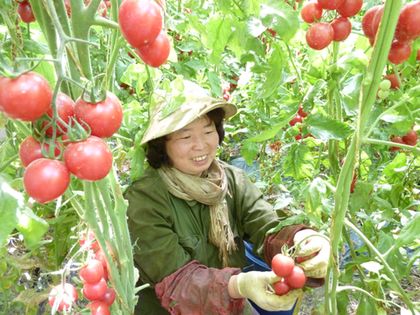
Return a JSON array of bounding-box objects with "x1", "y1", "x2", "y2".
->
[{"x1": 192, "y1": 155, "x2": 207, "y2": 162}]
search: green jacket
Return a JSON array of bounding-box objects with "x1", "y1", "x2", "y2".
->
[{"x1": 125, "y1": 162, "x2": 282, "y2": 314}]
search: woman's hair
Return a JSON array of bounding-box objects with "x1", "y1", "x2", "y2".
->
[{"x1": 146, "y1": 108, "x2": 226, "y2": 169}]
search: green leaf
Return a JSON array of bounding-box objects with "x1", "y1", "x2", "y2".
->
[
  {"x1": 129, "y1": 131, "x2": 146, "y2": 181},
  {"x1": 260, "y1": 44, "x2": 283, "y2": 98},
  {"x1": 395, "y1": 213, "x2": 420, "y2": 248},
  {"x1": 382, "y1": 153, "x2": 407, "y2": 181},
  {"x1": 240, "y1": 140, "x2": 260, "y2": 165},
  {"x1": 305, "y1": 177, "x2": 327, "y2": 216},
  {"x1": 207, "y1": 71, "x2": 221, "y2": 96},
  {"x1": 247, "y1": 113, "x2": 292, "y2": 142},
  {"x1": 16, "y1": 207, "x2": 49, "y2": 249},
  {"x1": 356, "y1": 296, "x2": 377, "y2": 315},
  {"x1": 0, "y1": 176, "x2": 20, "y2": 246},
  {"x1": 266, "y1": 213, "x2": 308, "y2": 234},
  {"x1": 340, "y1": 73, "x2": 363, "y2": 115},
  {"x1": 306, "y1": 113, "x2": 353, "y2": 141},
  {"x1": 204, "y1": 15, "x2": 234, "y2": 64},
  {"x1": 260, "y1": 0, "x2": 299, "y2": 42},
  {"x1": 283, "y1": 144, "x2": 314, "y2": 179}
]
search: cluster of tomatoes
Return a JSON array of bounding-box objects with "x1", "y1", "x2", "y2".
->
[
  {"x1": 118, "y1": 0, "x2": 170, "y2": 68},
  {"x1": 270, "y1": 253, "x2": 307, "y2": 296},
  {"x1": 301, "y1": 0, "x2": 362, "y2": 50},
  {"x1": 362, "y1": 1, "x2": 420, "y2": 64},
  {"x1": 0, "y1": 71, "x2": 122, "y2": 204},
  {"x1": 289, "y1": 105, "x2": 312, "y2": 140},
  {"x1": 48, "y1": 231, "x2": 115, "y2": 314},
  {"x1": 222, "y1": 75, "x2": 239, "y2": 101},
  {"x1": 390, "y1": 129, "x2": 418, "y2": 151},
  {"x1": 16, "y1": 0, "x2": 35, "y2": 23}
]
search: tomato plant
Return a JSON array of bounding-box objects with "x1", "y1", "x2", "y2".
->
[{"x1": 0, "y1": 72, "x2": 52, "y2": 121}]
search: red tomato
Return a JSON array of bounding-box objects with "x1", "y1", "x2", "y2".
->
[
  {"x1": 361, "y1": 5, "x2": 381, "y2": 39},
  {"x1": 19, "y1": 136, "x2": 61, "y2": 167},
  {"x1": 64, "y1": 136, "x2": 113, "y2": 181},
  {"x1": 317, "y1": 0, "x2": 345, "y2": 10},
  {"x1": 17, "y1": 1, "x2": 35, "y2": 23},
  {"x1": 350, "y1": 173, "x2": 357, "y2": 193},
  {"x1": 271, "y1": 254, "x2": 295, "y2": 277},
  {"x1": 135, "y1": 31, "x2": 171, "y2": 67},
  {"x1": 24, "y1": 158, "x2": 70, "y2": 203},
  {"x1": 83, "y1": 278, "x2": 108, "y2": 301},
  {"x1": 289, "y1": 115, "x2": 303, "y2": 127},
  {"x1": 305, "y1": 22, "x2": 334, "y2": 50},
  {"x1": 388, "y1": 40, "x2": 412, "y2": 65},
  {"x1": 395, "y1": 1, "x2": 420, "y2": 41},
  {"x1": 0, "y1": 72, "x2": 52, "y2": 121},
  {"x1": 75, "y1": 92, "x2": 122, "y2": 138},
  {"x1": 95, "y1": 249, "x2": 109, "y2": 281},
  {"x1": 370, "y1": 5, "x2": 384, "y2": 40},
  {"x1": 390, "y1": 136, "x2": 404, "y2": 151},
  {"x1": 336, "y1": 0, "x2": 363, "y2": 17},
  {"x1": 273, "y1": 279, "x2": 290, "y2": 296},
  {"x1": 79, "y1": 230, "x2": 100, "y2": 251},
  {"x1": 297, "y1": 105, "x2": 308, "y2": 118},
  {"x1": 79, "y1": 259, "x2": 105, "y2": 284},
  {"x1": 44, "y1": 93, "x2": 75, "y2": 136},
  {"x1": 330, "y1": 17, "x2": 352, "y2": 41},
  {"x1": 402, "y1": 130, "x2": 418, "y2": 146},
  {"x1": 100, "y1": 287, "x2": 116, "y2": 306},
  {"x1": 384, "y1": 73, "x2": 400, "y2": 89},
  {"x1": 285, "y1": 266, "x2": 307, "y2": 289},
  {"x1": 89, "y1": 301, "x2": 111, "y2": 315},
  {"x1": 118, "y1": 0, "x2": 163, "y2": 47},
  {"x1": 300, "y1": 2, "x2": 323, "y2": 23},
  {"x1": 48, "y1": 283, "x2": 78, "y2": 312}
]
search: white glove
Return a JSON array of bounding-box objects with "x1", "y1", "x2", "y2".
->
[
  {"x1": 235, "y1": 271, "x2": 302, "y2": 311},
  {"x1": 293, "y1": 229, "x2": 330, "y2": 278}
]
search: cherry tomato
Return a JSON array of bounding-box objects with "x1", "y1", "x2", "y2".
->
[
  {"x1": 64, "y1": 136, "x2": 113, "y2": 181},
  {"x1": 75, "y1": 92, "x2": 122, "y2": 138},
  {"x1": 388, "y1": 40, "x2": 412, "y2": 65},
  {"x1": 19, "y1": 136, "x2": 61, "y2": 167},
  {"x1": 17, "y1": 1, "x2": 35, "y2": 23},
  {"x1": 384, "y1": 73, "x2": 400, "y2": 89},
  {"x1": 336, "y1": 0, "x2": 363, "y2": 17},
  {"x1": 289, "y1": 115, "x2": 303, "y2": 127},
  {"x1": 402, "y1": 130, "x2": 418, "y2": 146},
  {"x1": 44, "y1": 93, "x2": 75, "y2": 136},
  {"x1": 89, "y1": 301, "x2": 111, "y2": 315},
  {"x1": 305, "y1": 22, "x2": 334, "y2": 50},
  {"x1": 0, "y1": 72, "x2": 52, "y2": 121},
  {"x1": 48, "y1": 283, "x2": 78, "y2": 312},
  {"x1": 370, "y1": 5, "x2": 384, "y2": 40},
  {"x1": 285, "y1": 266, "x2": 307, "y2": 289},
  {"x1": 297, "y1": 105, "x2": 308, "y2": 118},
  {"x1": 118, "y1": 0, "x2": 163, "y2": 47},
  {"x1": 80, "y1": 259, "x2": 105, "y2": 284},
  {"x1": 83, "y1": 277, "x2": 108, "y2": 301},
  {"x1": 395, "y1": 1, "x2": 420, "y2": 41},
  {"x1": 317, "y1": 0, "x2": 345, "y2": 10},
  {"x1": 135, "y1": 31, "x2": 171, "y2": 68},
  {"x1": 24, "y1": 158, "x2": 70, "y2": 203},
  {"x1": 361, "y1": 5, "x2": 381, "y2": 39},
  {"x1": 79, "y1": 230, "x2": 100, "y2": 251},
  {"x1": 271, "y1": 254, "x2": 295, "y2": 277},
  {"x1": 273, "y1": 279, "x2": 290, "y2": 296},
  {"x1": 300, "y1": 2, "x2": 323, "y2": 23},
  {"x1": 390, "y1": 136, "x2": 404, "y2": 151},
  {"x1": 330, "y1": 17, "x2": 352, "y2": 42},
  {"x1": 100, "y1": 287, "x2": 116, "y2": 306}
]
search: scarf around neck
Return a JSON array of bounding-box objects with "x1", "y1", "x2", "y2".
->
[{"x1": 157, "y1": 160, "x2": 237, "y2": 267}]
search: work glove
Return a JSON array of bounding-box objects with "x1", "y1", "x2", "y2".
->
[
  {"x1": 235, "y1": 271, "x2": 302, "y2": 311},
  {"x1": 293, "y1": 229, "x2": 330, "y2": 278}
]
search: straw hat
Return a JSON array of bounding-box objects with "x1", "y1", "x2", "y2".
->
[{"x1": 141, "y1": 80, "x2": 237, "y2": 145}]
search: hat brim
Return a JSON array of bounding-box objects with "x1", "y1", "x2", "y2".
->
[{"x1": 141, "y1": 101, "x2": 237, "y2": 145}]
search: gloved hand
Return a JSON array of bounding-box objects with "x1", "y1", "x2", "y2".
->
[
  {"x1": 234, "y1": 271, "x2": 302, "y2": 311},
  {"x1": 293, "y1": 229, "x2": 330, "y2": 278}
]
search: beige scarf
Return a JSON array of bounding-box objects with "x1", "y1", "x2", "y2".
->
[{"x1": 158, "y1": 160, "x2": 237, "y2": 267}]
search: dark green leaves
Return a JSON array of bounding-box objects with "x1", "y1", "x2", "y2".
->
[{"x1": 306, "y1": 113, "x2": 353, "y2": 141}]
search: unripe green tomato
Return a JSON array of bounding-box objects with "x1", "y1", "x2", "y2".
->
[
  {"x1": 379, "y1": 79, "x2": 391, "y2": 91},
  {"x1": 377, "y1": 89, "x2": 389, "y2": 99}
]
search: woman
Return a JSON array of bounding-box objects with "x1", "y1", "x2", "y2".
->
[{"x1": 125, "y1": 80, "x2": 330, "y2": 314}]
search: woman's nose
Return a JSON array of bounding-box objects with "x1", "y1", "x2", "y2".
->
[{"x1": 191, "y1": 136, "x2": 206, "y2": 149}]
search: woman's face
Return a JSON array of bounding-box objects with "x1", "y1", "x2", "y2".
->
[{"x1": 165, "y1": 115, "x2": 219, "y2": 176}]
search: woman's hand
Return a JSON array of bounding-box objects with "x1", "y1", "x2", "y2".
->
[
  {"x1": 228, "y1": 271, "x2": 301, "y2": 311},
  {"x1": 293, "y1": 229, "x2": 330, "y2": 278}
]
